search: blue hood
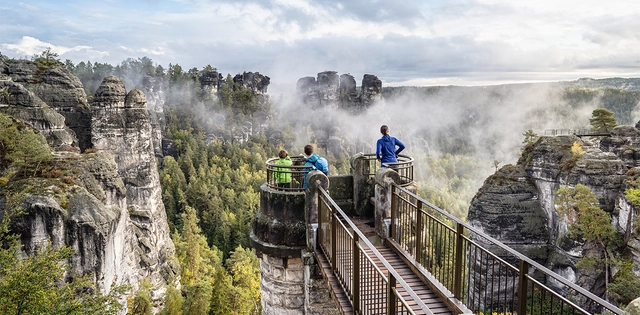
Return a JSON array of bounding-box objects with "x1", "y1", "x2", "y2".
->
[
  {"x1": 305, "y1": 153, "x2": 320, "y2": 163},
  {"x1": 381, "y1": 135, "x2": 393, "y2": 143}
]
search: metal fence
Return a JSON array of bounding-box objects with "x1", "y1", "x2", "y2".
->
[
  {"x1": 318, "y1": 187, "x2": 431, "y2": 315},
  {"x1": 390, "y1": 184, "x2": 624, "y2": 315},
  {"x1": 265, "y1": 155, "x2": 310, "y2": 192},
  {"x1": 360, "y1": 153, "x2": 415, "y2": 187},
  {"x1": 543, "y1": 129, "x2": 591, "y2": 136}
]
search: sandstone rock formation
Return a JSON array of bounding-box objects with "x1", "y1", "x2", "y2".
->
[
  {"x1": 0, "y1": 59, "x2": 78, "y2": 147},
  {"x1": 468, "y1": 130, "x2": 639, "y2": 309},
  {"x1": 360, "y1": 74, "x2": 382, "y2": 107},
  {"x1": 233, "y1": 71, "x2": 270, "y2": 94},
  {"x1": 200, "y1": 69, "x2": 223, "y2": 97},
  {"x1": 0, "y1": 61, "x2": 177, "y2": 310},
  {"x1": 4, "y1": 60, "x2": 92, "y2": 151},
  {"x1": 92, "y1": 76, "x2": 177, "y2": 299},
  {"x1": 296, "y1": 71, "x2": 382, "y2": 110},
  {"x1": 141, "y1": 76, "x2": 166, "y2": 161}
]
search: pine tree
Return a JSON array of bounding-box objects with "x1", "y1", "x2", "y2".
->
[
  {"x1": 128, "y1": 280, "x2": 152, "y2": 315},
  {"x1": 590, "y1": 108, "x2": 617, "y2": 133},
  {"x1": 159, "y1": 284, "x2": 183, "y2": 315}
]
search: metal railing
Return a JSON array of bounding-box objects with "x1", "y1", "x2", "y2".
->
[
  {"x1": 317, "y1": 187, "x2": 432, "y2": 315},
  {"x1": 390, "y1": 183, "x2": 624, "y2": 315},
  {"x1": 361, "y1": 153, "x2": 414, "y2": 187},
  {"x1": 265, "y1": 155, "x2": 311, "y2": 192},
  {"x1": 544, "y1": 129, "x2": 610, "y2": 137}
]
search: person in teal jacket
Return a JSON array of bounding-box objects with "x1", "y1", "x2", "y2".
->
[
  {"x1": 274, "y1": 149, "x2": 293, "y2": 188},
  {"x1": 302, "y1": 144, "x2": 328, "y2": 188}
]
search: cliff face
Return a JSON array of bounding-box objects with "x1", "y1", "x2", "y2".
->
[
  {"x1": 468, "y1": 130, "x2": 635, "y2": 304},
  {"x1": 0, "y1": 60, "x2": 77, "y2": 150},
  {"x1": 91, "y1": 76, "x2": 177, "y2": 295},
  {"x1": 5, "y1": 60, "x2": 92, "y2": 151},
  {"x1": 142, "y1": 76, "x2": 167, "y2": 162},
  {"x1": 0, "y1": 61, "x2": 177, "y2": 307}
]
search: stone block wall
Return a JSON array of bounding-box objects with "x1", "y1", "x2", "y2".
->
[{"x1": 260, "y1": 255, "x2": 306, "y2": 315}]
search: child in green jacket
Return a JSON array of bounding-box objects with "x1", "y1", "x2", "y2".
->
[{"x1": 274, "y1": 150, "x2": 292, "y2": 188}]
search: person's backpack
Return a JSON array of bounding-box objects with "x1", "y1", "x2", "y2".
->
[{"x1": 315, "y1": 157, "x2": 329, "y2": 175}]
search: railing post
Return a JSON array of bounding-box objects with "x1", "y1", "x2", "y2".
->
[
  {"x1": 517, "y1": 260, "x2": 529, "y2": 315},
  {"x1": 331, "y1": 208, "x2": 337, "y2": 269},
  {"x1": 387, "y1": 272, "x2": 397, "y2": 315},
  {"x1": 390, "y1": 184, "x2": 396, "y2": 239},
  {"x1": 453, "y1": 222, "x2": 464, "y2": 299},
  {"x1": 317, "y1": 191, "x2": 323, "y2": 251},
  {"x1": 352, "y1": 233, "x2": 360, "y2": 315},
  {"x1": 415, "y1": 202, "x2": 423, "y2": 260}
]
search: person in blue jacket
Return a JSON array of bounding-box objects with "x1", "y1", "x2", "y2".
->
[
  {"x1": 376, "y1": 125, "x2": 405, "y2": 167},
  {"x1": 302, "y1": 144, "x2": 328, "y2": 188}
]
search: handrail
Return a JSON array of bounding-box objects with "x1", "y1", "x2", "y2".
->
[
  {"x1": 359, "y1": 153, "x2": 414, "y2": 186},
  {"x1": 265, "y1": 155, "x2": 310, "y2": 192},
  {"x1": 391, "y1": 183, "x2": 624, "y2": 315},
  {"x1": 544, "y1": 129, "x2": 610, "y2": 137},
  {"x1": 318, "y1": 186, "x2": 433, "y2": 315}
]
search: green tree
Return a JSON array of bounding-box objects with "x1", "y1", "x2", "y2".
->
[
  {"x1": 172, "y1": 206, "x2": 222, "y2": 287},
  {"x1": 609, "y1": 260, "x2": 640, "y2": 307},
  {"x1": 128, "y1": 280, "x2": 152, "y2": 315},
  {"x1": 159, "y1": 284, "x2": 183, "y2": 315},
  {"x1": 182, "y1": 281, "x2": 211, "y2": 315},
  {"x1": 31, "y1": 47, "x2": 62, "y2": 70},
  {"x1": 589, "y1": 108, "x2": 617, "y2": 133},
  {"x1": 492, "y1": 160, "x2": 500, "y2": 173},
  {"x1": 556, "y1": 184, "x2": 621, "y2": 298},
  {"x1": 225, "y1": 246, "x2": 261, "y2": 314},
  {"x1": 0, "y1": 114, "x2": 52, "y2": 176},
  {"x1": 521, "y1": 129, "x2": 538, "y2": 148},
  {"x1": 0, "y1": 192, "x2": 124, "y2": 315}
]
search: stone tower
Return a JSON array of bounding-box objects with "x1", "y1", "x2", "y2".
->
[{"x1": 250, "y1": 170, "x2": 338, "y2": 314}]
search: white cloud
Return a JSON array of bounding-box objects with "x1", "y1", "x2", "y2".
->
[
  {"x1": 2, "y1": 0, "x2": 640, "y2": 85},
  {"x1": 2, "y1": 36, "x2": 108, "y2": 59}
]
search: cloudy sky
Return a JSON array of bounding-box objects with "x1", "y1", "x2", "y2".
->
[{"x1": 2, "y1": 0, "x2": 640, "y2": 86}]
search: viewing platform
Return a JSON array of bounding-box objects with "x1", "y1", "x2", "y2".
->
[
  {"x1": 544, "y1": 129, "x2": 611, "y2": 137},
  {"x1": 253, "y1": 152, "x2": 624, "y2": 315},
  {"x1": 265, "y1": 153, "x2": 415, "y2": 192}
]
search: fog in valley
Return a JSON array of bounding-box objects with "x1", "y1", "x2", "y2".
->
[
  {"x1": 266, "y1": 76, "x2": 620, "y2": 217},
  {"x1": 68, "y1": 59, "x2": 640, "y2": 218}
]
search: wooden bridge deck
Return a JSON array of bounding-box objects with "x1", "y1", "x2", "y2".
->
[{"x1": 316, "y1": 217, "x2": 456, "y2": 315}]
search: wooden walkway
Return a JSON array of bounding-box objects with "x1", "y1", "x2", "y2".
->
[{"x1": 316, "y1": 217, "x2": 457, "y2": 315}]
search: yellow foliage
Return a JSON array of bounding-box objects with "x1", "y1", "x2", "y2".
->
[{"x1": 571, "y1": 141, "x2": 584, "y2": 159}]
